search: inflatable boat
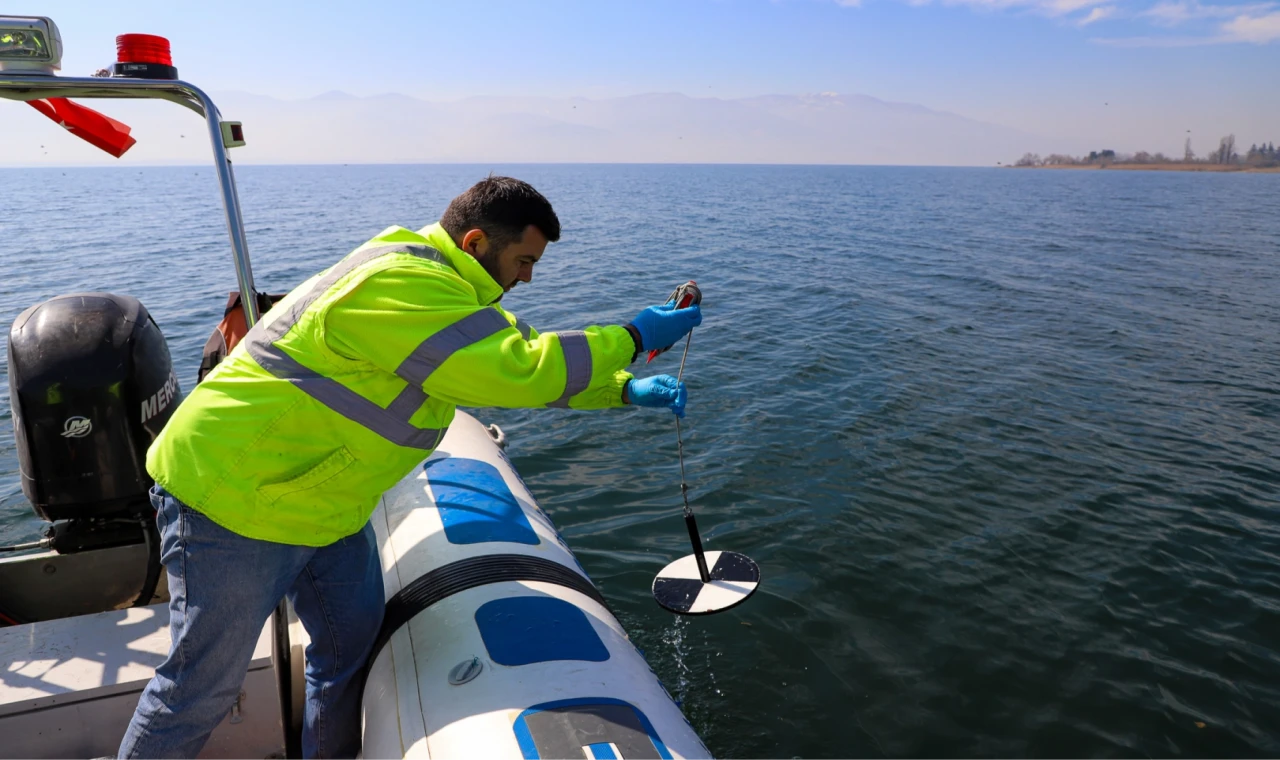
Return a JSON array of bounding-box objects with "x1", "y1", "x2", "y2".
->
[{"x1": 0, "y1": 16, "x2": 710, "y2": 758}]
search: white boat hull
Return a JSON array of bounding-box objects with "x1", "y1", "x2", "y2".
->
[{"x1": 362, "y1": 411, "x2": 709, "y2": 759}]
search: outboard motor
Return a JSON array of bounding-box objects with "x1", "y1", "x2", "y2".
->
[{"x1": 7, "y1": 293, "x2": 179, "y2": 562}]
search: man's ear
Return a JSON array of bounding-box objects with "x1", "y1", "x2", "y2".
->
[{"x1": 461, "y1": 229, "x2": 487, "y2": 257}]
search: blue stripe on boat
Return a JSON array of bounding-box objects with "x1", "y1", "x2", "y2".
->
[
  {"x1": 425, "y1": 458, "x2": 539, "y2": 545},
  {"x1": 476, "y1": 596, "x2": 610, "y2": 666}
]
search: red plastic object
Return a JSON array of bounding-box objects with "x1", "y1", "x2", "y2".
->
[
  {"x1": 27, "y1": 98, "x2": 137, "y2": 158},
  {"x1": 116, "y1": 34, "x2": 172, "y2": 66}
]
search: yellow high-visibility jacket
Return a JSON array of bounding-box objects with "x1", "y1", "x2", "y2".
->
[{"x1": 146, "y1": 223, "x2": 635, "y2": 546}]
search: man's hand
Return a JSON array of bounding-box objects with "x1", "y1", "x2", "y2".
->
[
  {"x1": 629, "y1": 301, "x2": 702, "y2": 354},
  {"x1": 625, "y1": 375, "x2": 689, "y2": 417}
]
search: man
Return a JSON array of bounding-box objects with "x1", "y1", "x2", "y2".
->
[{"x1": 119, "y1": 176, "x2": 701, "y2": 759}]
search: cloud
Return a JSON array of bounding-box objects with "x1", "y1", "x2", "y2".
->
[
  {"x1": 827, "y1": 0, "x2": 1280, "y2": 40},
  {"x1": 883, "y1": 0, "x2": 1120, "y2": 25},
  {"x1": 1093, "y1": 3, "x2": 1280, "y2": 42},
  {"x1": 922, "y1": 0, "x2": 1109, "y2": 14},
  {"x1": 1039, "y1": 0, "x2": 1111, "y2": 14},
  {"x1": 1091, "y1": 31, "x2": 1224, "y2": 42},
  {"x1": 1220, "y1": 8, "x2": 1280, "y2": 38},
  {"x1": 827, "y1": 0, "x2": 1111, "y2": 14},
  {"x1": 1077, "y1": 5, "x2": 1117, "y2": 22},
  {"x1": 1140, "y1": 0, "x2": 1275, "y2": 25}
]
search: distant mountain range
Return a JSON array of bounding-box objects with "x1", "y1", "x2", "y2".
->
[{"x1": 3, "y1": 90, "x2": 1045, "y2": 166}]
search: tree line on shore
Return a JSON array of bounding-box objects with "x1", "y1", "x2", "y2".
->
[{"x1": 1013, "y1": 135, "x2": 1280, "y2": 168}]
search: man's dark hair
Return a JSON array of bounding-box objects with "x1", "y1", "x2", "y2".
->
[{"x1": 441, "y1": 176, "x2": 561, "y2": 253}]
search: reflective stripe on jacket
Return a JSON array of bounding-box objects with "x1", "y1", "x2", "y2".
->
[{"x1": 146, "y1": 223, "x2": 635, "y2": 546}]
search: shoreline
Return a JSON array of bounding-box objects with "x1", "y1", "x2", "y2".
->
[{"x1": 1009, "y1": 163, "x2": 1280, "y2": 174}]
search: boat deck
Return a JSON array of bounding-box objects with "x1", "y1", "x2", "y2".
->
[{"x1": 0, "y1": 602, "x2": 284, "y2": 758}]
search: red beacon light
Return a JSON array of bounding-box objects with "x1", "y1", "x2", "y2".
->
[{"x1": 111, "y1": 33, "x2": 177, "y2": 80}]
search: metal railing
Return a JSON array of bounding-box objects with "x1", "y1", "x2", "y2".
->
[{"x1": 0, "y1": 74, "x2": 261, "y2": 325}]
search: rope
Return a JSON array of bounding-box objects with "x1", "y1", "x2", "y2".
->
[
  {"x1": 675, "y1": 329, "x2": 694, "y2": 518},
  {"x1": 673, "y1": 329, "x2": 711, "y2": 583}
]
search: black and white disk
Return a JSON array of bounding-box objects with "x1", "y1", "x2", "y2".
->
[{"x1": 652, "y1": 551, "x2": 760, "y2": 615}]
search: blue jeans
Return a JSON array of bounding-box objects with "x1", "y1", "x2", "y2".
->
[{"x1": 119, "y1": 486, "x2": 385, "y2": 759}]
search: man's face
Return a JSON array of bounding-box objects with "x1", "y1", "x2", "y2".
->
[{"x1": 467, "y1": 225, "x2": 548, "y2": 293}]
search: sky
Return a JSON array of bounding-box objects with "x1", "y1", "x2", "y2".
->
[{"x1": 6, "y1": 0, "x2": 1278, "y2": 161}]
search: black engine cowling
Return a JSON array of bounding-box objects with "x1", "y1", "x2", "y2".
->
[{"x1": 7, "y1": 293, "x2": 180, "y2": 522}]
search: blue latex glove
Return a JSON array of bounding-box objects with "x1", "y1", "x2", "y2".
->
[
  {"x1": 626, "y1": 375, "x2": 689, "y2": 417},
  {"x1": 629, "y1": 301, "x2": 702, "y2": 354}
]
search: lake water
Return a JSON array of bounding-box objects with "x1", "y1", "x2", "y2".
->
[{"x1": 2, "y1": 164, "x2": 1278, "y2": 757}]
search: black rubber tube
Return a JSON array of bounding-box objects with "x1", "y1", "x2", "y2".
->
[
  {"x1": 132, "y1": 518, "x2": 163, "y2": 608},
  {"x1": 0, "y1": 540, "x2": 47, "y2": 553},
  {"x1": 0, "y1": 603, "x2": 23, "y2": 627},
  {"x1": 364, "y1": 554, "x2": 609, "y2": 683},
  {"x1": 274, "y1": 601, "x2": 299, "y2": 759}
]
